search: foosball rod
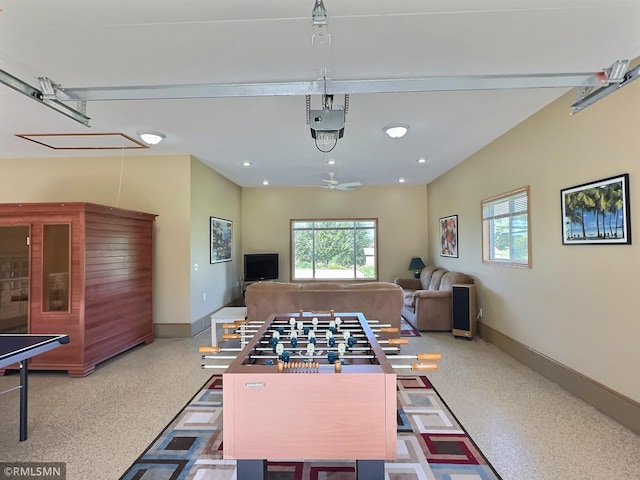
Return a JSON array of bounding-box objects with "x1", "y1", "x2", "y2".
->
[
  {"x1": 198, "y1": 345, "x2": 404, "y2": 354},
  {"x1": 202, "y1": 355, "x2": 242, "y2": 360},
  {"x1": 226, "y1": 320, "x2": 393, "y2": 330},
  {"x1": 200, "y1": 362, "x2": 439, "y2": 371},
  {"x1": 224, "y1": 318, "x2": 391, "y2": 330},
  {"x1": 239, "y1": 319, "x2": 364, "y2": 325},
  {"x1": 252, "y1": 345, "x2": 364, "y2": 351},
  {"x1": 222, "y1": 332, "x2": 398, "y2": 342},
  {"x1": 199, "y1": 346, "x2": 241, "y2": 353},
  {"x1": 378, "y1": 338, "x2": 409, "y2": 345},
  {"x1": 253, "y1": 334, "x2": 378, "y2": 343},
  {"x1": 251, "y1": 346, "x2": 402, "y2": 353},
  {"x1": 266, "y1": 319, "x2": 392, "y2": 329},
  {"x1": 262, "y1": 325, "x2": 400, "y2": 336},
  {"x1": 266, "y1": 321, "x2": 395, "y2": 329},
  {"x1": 250, "y1": 345, "x2": 398, "y2": 357},
  {"x1": 391, "y1": 363, "x2": 439, "y2": 370},
  {"x1": 255, "y1": 318, "x2": 391, "y2": 326},
  {"x1": 226, "y1": 332, "x2": 390, "y2": 342},
  {"x1": 204, "y1": 354, "x2": 374, "y2": 360},
  {"x1": 202, "y1": 352, "x2": 440, "y2": 361}
]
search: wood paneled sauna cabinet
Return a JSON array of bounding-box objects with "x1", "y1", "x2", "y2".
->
[{"x1": 0, "y1": 203, "x2": 157, "y2": 377}]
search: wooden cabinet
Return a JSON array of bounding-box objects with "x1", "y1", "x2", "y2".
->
[
  {"x1": 0, "y1": 203, "x2": 157, "y2": 377},
  {"x1": 0, "y1": 256, "x2": 29, "y2": 333}
]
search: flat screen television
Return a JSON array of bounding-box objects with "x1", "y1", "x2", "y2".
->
[{"x1": 244, "y1": 253, "x2": 279, "y2": 282}]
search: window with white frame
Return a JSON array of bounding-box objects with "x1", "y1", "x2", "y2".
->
[
  {"x1": 290, "y1": 219, "x2": 377, "y2": 280},
  {"x1": 482, "y1": 187, "x2": 530, "y2": 267}
]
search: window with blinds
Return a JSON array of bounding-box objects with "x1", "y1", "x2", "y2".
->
[{"x1": 481, "y1": 186, "x2": 530, "y2": 267}]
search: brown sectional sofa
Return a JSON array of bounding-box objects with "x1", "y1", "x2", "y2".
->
[
  {"x1": 394, "y1": 266, "x2": 474, "y2": 331},
  {"x1": 244, "y1": 281, "x2": 403, "y2": 330}
]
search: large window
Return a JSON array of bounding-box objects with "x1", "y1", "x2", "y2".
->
[
  {"x1": 291, "y1": 219, "x2": 377, "y2": 280},
  {"x1": 482, "y1": 187, "x2": 530, "y2": 267}
]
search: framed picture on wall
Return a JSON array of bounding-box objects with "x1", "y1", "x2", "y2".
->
[
  {"x1": 210, "y1": 217, "x2": 233, "y2": 263},
  {"x1": 561, "y1": 173, "x2": 631, "y2": 245},
  {"x1": 439, "y1": 214, "x2": 458, "y2": 257}
]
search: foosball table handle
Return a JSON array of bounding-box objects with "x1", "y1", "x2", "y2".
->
[
  {"x1": 417, "y1": 353, "x2": 442, "y2": 361},
  {"x1": 379, "y1": 327, "x2": 399, "y2": 333},
  {"x1": 222, "y1": 333, "x2": 242, "y2": 340},
  {"x1": 199, "y1": 346, "x2": 222, "y2": 353},
  {"x1": 412, "y1": 363, "x2": 438, "y2": 370}
]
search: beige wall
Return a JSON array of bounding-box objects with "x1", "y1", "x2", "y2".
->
[
  {"x1": 0, "y1": 154, "x2": 202, "y2": 327},
  {"x1": 427, "y1": 74, "x2": 640, "y2": 402},
  {"x1": 241, "y1": 185, "x2": 428, "y2": 283},
  {"x1": 190, "y1": 157, "x2": 243, "y2": 322}
]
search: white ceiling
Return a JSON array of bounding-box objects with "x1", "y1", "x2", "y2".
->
[{"x1": 1, "y1": 0, "x2": 639, "y2": 188}]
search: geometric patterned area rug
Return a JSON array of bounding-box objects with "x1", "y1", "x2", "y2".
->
[
  {"x1": 401, "y1": 317, "x2": 421, "y2": 337},
  {"x1": 120, "y1": 375, "x2": 502, "y2": 480}
]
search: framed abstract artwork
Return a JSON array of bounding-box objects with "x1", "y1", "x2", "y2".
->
[
  {"x1": 210, "y1": 217, "x2": 233, "y2": 263},
  {"x1": 439, "y1": 214, "x2": 458, "y2": 257},
  {"x1": 561, "y1": 173, "x2": 631, "y2": 245}
]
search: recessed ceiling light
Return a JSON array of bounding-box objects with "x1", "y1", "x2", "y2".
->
[
  {"x1": 417, "y1": 157, "x2": 428, "y2": 164},
  {"x1": 327, "y1": 159, "x2": 336, "y2": 165},
  {"x1": 242, "y1": 161, "x2": 252, "y2": 167},
  {"x1": 398, "y1": 178, "x2": 406, "y2": 183},
  {"x1": 384, "y1": 125, "x2": 409, "y2": 139},
  {"x1": 262, "y1": 180, "x2": 269, "y2": 186},
  {"x1": 137, "y1": 130, "x2": 165, "y2": 145}
]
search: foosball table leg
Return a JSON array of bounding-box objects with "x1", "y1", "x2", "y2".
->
[
  {"x1": 356, "y1": 459, "x2": 385, "y2": 480},
  {"x1": 236, "y1": 459, "x2": 268, "y2": 480}
]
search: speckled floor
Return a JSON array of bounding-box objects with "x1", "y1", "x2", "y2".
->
[{"x1": 0, "y1": 328, "x2": 638, "y2": 480}]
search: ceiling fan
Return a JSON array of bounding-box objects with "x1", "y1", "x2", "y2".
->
[{"x1": 316, "y1": 172, "x2": 362, "y2": 191}]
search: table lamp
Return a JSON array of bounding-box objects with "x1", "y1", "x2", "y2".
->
[{"x1": 408, "y1": 257, "x2": 426, "y2": 278}]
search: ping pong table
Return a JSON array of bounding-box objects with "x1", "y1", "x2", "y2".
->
[{"x1": 0, "y1": 333, "x2": 70, "y2": 441}]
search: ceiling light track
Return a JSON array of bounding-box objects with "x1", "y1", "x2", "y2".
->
[
  {"x1": 571, "y1": 62, "x2": 640, "y2": 114},
  {"x1": 0, "y1": 69, "x2": 90, "y2": 127},
  {"x1": 54, "y1": 72, "x2": 611, "y2": 103},
  {"x1": 0, "y1": 64, "x2": 629, "y2": 127}
]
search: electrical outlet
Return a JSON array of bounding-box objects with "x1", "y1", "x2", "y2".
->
[
  {"x1": 479, "y1": 308, "x2": 483, "y2": 318},
  {"x1": 203, "y1": 293, "x2": 206, "y2": 301},
  {"x1": 194, "y1": 263, "x2": 198, "y2": 271}
]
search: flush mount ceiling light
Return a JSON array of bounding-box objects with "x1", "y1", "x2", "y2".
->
[
  {"x1": 137, "y1": 130, "x2": 165, "y2": 145},
  {"x1": 241, "y1": 161, "x2": 252, "y2": 166},
  {"x1": 384, "y1": 125, "x2": 408, "y2": 138}
]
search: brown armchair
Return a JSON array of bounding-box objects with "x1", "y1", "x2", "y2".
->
[{"x1": 394, "y1": 266, "x2": 474, "y2": 331}]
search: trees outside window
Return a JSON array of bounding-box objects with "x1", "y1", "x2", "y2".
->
[
  {"x1": 291, "y1": 219, "x2": 377, "y2": 280},
  {"x1": 482, "y1": 187, "x2": 530, "y2": 267}
]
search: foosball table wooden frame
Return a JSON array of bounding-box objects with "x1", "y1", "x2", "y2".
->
[{"x1": 222, "y1": 312, "x2": 397, "y2": 480}]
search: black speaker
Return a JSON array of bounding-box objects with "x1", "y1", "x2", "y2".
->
[{"x1": 452, "y1": 284, "x2": 477, "y2": 339}]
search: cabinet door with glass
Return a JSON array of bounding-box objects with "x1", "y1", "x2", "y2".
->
[
  {"x1": 42, "y1": 224, "x2": 70, "y2": 313},
  {"x1": 0, "y1": 226, "x2": 30, "y2": 333}
]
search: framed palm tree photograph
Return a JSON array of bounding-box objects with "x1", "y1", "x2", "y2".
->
[{"x1": 561, "y1": 173, "x2": 631, "y2": 245}]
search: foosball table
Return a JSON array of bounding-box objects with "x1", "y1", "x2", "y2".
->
[{"x1": 200, "y1": 311, "x2": 440, "y2": 480}]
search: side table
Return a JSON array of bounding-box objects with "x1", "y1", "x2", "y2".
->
[{"x1": 210, "y1": 307, "x2": 247, "y2": 346}]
